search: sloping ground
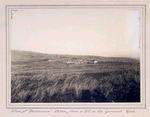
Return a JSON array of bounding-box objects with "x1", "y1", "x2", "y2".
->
[{"x1": 11, "y1": 50, "x2": 140, "y2": 102}]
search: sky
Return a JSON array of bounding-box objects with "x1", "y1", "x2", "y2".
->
[{"x1": 10, "y1": 8, "x2": 140, "y2": 58}]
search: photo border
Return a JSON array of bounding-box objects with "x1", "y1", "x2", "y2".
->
[{"x1": 6, "y1": 5, "x2": 146, "y2": 109}]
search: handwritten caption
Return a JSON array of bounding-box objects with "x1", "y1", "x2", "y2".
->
[{"x1": 11, "y1": 109, "x2": 135, "y2": 114}]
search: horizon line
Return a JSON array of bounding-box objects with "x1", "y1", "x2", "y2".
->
[{"x1": 11, "y1": 49, "x2": 140, "y2": 60}]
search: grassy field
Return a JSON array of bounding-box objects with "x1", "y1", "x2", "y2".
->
[{"x1": 11, "y1": 50, "x2": 140, "y2": 103}]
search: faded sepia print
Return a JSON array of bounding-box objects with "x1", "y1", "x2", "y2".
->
[{"x1": 10, "y1": 7, "x2": 141, "y2": 103}]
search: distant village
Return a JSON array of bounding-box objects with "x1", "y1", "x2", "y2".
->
[
  {"x1": 65, "y1": 59, "x2": 98, "y2": 64},
  {"x1": 48, "y1": 59, "x2": 99, "y2": 65}
]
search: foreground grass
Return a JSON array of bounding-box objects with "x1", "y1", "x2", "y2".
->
[{"x1": 11, "y1": 70, "x2": 140, "y2": 102}]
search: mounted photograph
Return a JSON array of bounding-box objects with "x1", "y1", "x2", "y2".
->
[{"x1": 7, "y1": 6, "x2": 145, "y2": 107}]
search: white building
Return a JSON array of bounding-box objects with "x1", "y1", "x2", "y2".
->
[{"x1": 94, "y1": 61, "x2": 98, "y2": 64}]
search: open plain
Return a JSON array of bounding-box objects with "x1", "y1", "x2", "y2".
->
[{"x1": 11, "y1": 50, "x2": 140, "y2": 103}]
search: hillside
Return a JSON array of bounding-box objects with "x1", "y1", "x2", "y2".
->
[{"x1": 11, "y1": 50, "x2": 140, "y2": 102}]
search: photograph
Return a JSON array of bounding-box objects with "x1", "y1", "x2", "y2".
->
[{"x1": 10, "y1": 6, "x2": 141, "y2": 103}]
